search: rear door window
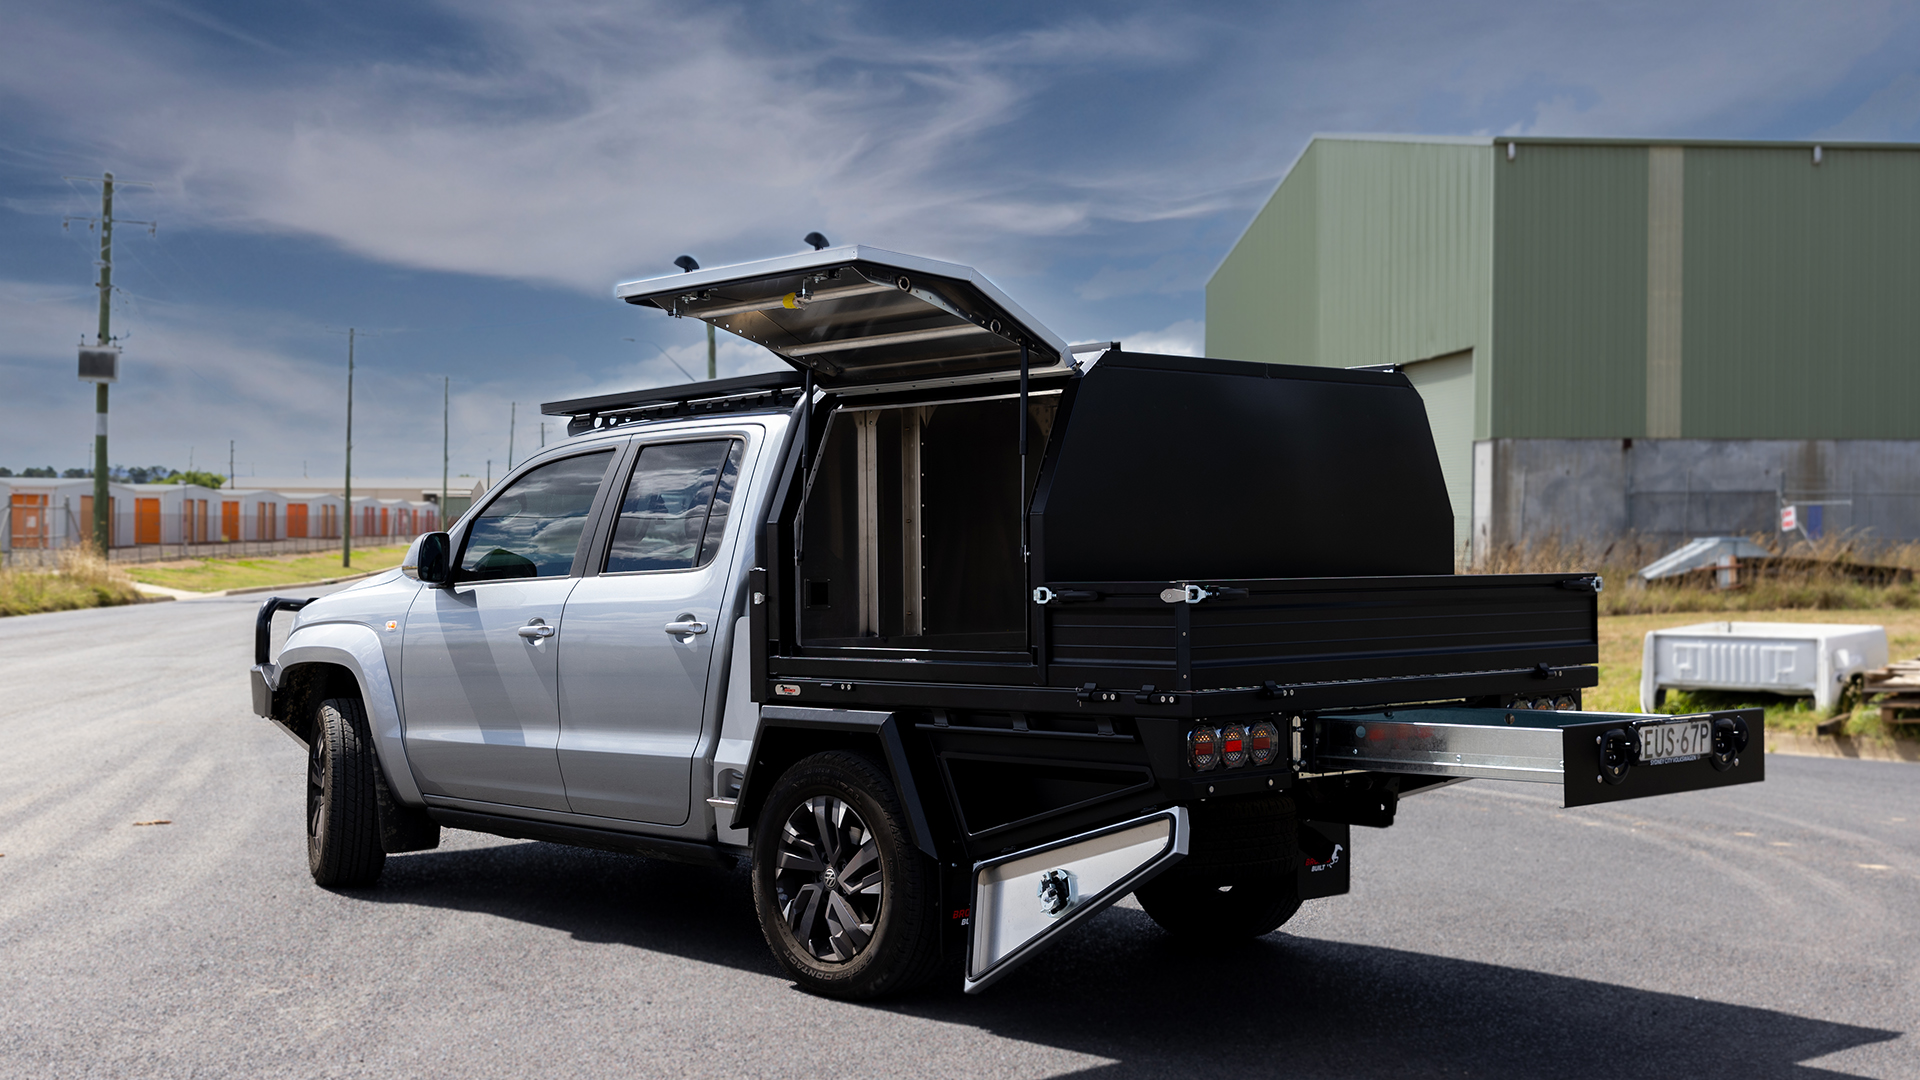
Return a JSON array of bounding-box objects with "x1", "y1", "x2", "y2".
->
[
  {"x1": 604, "y1": 439, "x2": 743, "y2": 573},
  {"x1": 459, "y1": 450, "x2": 614, "y2": 581}
]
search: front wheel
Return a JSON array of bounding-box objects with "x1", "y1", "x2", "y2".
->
[
  {"x1": 307, "y1": 696, "x2": 386, "y2": 887},
  {"x1": 750, "y1": 751, "x2": 942, "y2": 999}
]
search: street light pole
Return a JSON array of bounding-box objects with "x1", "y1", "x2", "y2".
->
[
  {"x1": 442, "y1": 376, "x2": 449, "y2": 531},
  {"x1": 343, "y1": 328, "x2": 354, "y2": 569}
]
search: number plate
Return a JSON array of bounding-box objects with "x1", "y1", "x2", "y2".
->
[{"x1": 1638, "y1": 719, "x2": 1712, "y2": 764}]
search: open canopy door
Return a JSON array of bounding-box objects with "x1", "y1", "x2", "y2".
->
[{"x1": 614, "y1": 246, "x2": 1070, "y2": 390}]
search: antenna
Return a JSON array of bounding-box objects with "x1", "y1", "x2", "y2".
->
[{"x1": 804, "y1": 232, "x2": 830, "y2": 250}]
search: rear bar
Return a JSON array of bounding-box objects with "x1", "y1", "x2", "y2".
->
[{"x1": 1306, "y1": 706, "x2": 1763, "y2": 808}]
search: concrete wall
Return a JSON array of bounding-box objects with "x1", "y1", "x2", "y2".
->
[{"x1": 1472, "y1": 438, "x2": 1920, "y2": 560}]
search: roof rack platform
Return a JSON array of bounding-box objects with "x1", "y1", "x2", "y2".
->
[{"x1": 542, "y1": 370, "x2": 804, "y2": 437}]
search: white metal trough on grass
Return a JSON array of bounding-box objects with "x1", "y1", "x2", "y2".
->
[{"x1": 1641, "y1": 621, "x2": 1888, "y2": 714}]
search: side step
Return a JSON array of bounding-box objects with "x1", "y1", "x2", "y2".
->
[{"x1": 1305, "y1": 706, "x2": 1763, "y2": 808}]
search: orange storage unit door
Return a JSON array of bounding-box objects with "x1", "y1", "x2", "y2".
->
[
  {"x1": 287, "y1": 503, "x2": 308, "y2": 538},
  {"x1": 379, "y1": 507, "x2": 389, "y2": 536},
  {"x1": 221, "y1": 501, "x2": 240, "y2": 542},
  {"x1": 135, "y1": 498, "x2": 161, "y2": 545},
  {"x1": 197, "y1": 500, "x2": 209, "y2": 543},
  {"x1": 9, "y1": 493, "x2": 49, "y2": 549},
  {"x1": 79, "y1": 496, "x2": 117, "y2": 547}
]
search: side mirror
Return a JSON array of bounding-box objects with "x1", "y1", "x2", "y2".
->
[{"x1": 402, "y1": 532, "x2": 452, "y2": 586}]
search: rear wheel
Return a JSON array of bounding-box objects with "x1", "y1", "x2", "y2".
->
[
  {"x1": 1137, "y1": 793, "x2": 1301, "y2": 939},
  {"x1": 1135, "y1": 876, "x2": 1303, "y2": 939},
  {"x1": 307, "y1": 696, "x2": 386, "y2": 887},
  {"x1": 751, "y1": 751, "x2": 942, "y2": 999}
]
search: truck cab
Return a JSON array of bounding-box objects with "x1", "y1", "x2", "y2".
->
[{"x1": 250, "y1": 245, "x2": 1762, "y2": 999}]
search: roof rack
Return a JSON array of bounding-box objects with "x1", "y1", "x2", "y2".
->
[{"x1": 541, "y1": 371, "x2": 806, "y2": 437}]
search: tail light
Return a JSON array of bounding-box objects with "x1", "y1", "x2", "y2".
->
[
  {"x1": 1248, "y1": 720, "x2": 1280, "y2": 766},
  {"x1": 1188, "y1": 727, "x2": 1220, "y2": 771},
  {"x1": 1220, "y1": 724, "x2": 1249, "y2": 768}
]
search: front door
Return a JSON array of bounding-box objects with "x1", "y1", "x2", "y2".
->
[
  {"x1": 401, "y1": 448, "x2": 616, "y2": 811},
  {"x1": 558, "y1": 436, "x2": 748, "y2": 824}
]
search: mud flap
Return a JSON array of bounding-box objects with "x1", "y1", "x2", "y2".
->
[
  {"x1": 964, "y1": 808, "x2": 1188, "y2": 994},
  {"x1": 1297, "y1": 819, "x2": 1350, "y2": 900}
]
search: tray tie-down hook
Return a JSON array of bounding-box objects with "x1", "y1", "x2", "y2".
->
[
  {"x1": 1033, "y1": 587, "x2": 1100, "y2": 605},
  {"x1": 1158, "y1": 584, "x2": 1251, "y2": 604}
]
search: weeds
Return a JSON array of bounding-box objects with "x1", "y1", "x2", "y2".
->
[
  {"x1": 1657, "y1": 687, "x2": 1914, "y2": 741},
  {"x1": 1466, "y1": 532, "x2": 1920, "y2": 615},
  {"x1": 0, "y1": 545, "x2": 145, "y2": 617}
]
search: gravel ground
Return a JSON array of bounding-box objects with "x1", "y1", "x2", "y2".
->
[{"x1": 2, "y1": 590, "x2": 1914, "y2": 1079}]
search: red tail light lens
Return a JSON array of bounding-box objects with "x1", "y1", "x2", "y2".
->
[
  {"x1": 1248, "y1": 720, "x2": 1280, "y2": 766},
  {"x1": 1188, "y1": 726, "x2": 1220, "y2": 771},
  {"x1": 1220, "y1": 723, "x2": 1249, "y2": 768}
]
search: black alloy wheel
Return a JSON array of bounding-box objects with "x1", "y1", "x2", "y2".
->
[
  {"x1": 751, "y1": 751, "x2": 943, "y2": 999},
  {"x1": 774, "y1": 794, "x2": 885, "y2": 962}
]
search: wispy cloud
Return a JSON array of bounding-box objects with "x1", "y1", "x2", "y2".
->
[{"x1": 3, "y1": 0, "x2": 1918, "y2": 473}]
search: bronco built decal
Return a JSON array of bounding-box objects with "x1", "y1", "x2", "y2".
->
[
  {"x1": 774, "y1": 683, "x2": 801, "y2": 697},
  {"x1": 1304, "y1": 843, "x2": 1344, "y2": 872}
]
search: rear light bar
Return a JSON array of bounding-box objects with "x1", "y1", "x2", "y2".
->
[{"x1": 1189, "y1": 719, "x2": 1286, "y2": 772}]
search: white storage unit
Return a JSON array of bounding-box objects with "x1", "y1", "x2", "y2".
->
[{"x1": 1641, "y1": 621, "x2": 1888, "y2": 713}]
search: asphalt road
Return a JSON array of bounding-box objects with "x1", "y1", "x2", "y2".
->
[{"x1": 2, "y1": 587, "x2": 1917, "y2": 1079}]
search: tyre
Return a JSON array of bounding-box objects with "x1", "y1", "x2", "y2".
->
[
  {"x1": 1136, "y1": 794, "x2": 1302, "y2": 939},
  {"x1": 307, "y1": 696, "x2": 386, "y2": 887},
  {"x1": 1135, "y1": 876, "x2": 1303, "y2": 939},
  {"x1": 751, "y1": 751, "x2": 942, "y2": 999}
]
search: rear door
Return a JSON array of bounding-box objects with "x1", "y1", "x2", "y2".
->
[
  {"x1": 401, "y1": 447, "x2": 619, "y2": 811},
  {"x1": 556, "y1": 432, "x2": 754, "y2": 824}
]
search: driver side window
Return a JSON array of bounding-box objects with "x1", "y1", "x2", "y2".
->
[{"x1": 459, "y1": 450, "x2": 614, "y2": 582}]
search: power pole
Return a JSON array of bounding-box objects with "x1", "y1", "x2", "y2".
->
[
  {"x1": 707, "y1": 322, "x2": 717, "y2": 379},
  {"x1": 228, "y1": 441, "x2": 234, "y2": 489},
  {"x1": 64, "y1": 171, "x2": 152, "y2": 553},
  {"x1": 441, "y1": 376, "x2": 449, "y2": 531},
  {"x1": 508, "y1": 402, "x2": 516, "y2": 470},
  {"x1": 90, "y1": 174, "x2": 114, "y2": 552},
  {"x1": 343, "y1": 328, "x2": 354, "y2": 569}
]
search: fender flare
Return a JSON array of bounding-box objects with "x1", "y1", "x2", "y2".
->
[
  {"x1": 732, "y1": 705, "x2": 937, "y2": 859},
  {"x1": 274, "y1": 620, "x2": 424, "y2": 806}
]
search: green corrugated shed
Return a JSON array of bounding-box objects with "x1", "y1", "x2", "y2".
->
[{"x1": 1207, "y1": 135, "x2": 1920, "y2": 550}]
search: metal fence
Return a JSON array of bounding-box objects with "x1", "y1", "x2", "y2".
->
[{"x1": 0, "y1": 505, "x2": 419, "y2": 568}]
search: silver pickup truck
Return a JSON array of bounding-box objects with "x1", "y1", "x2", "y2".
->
[{"x1": 250, "y1": 245, "x2": 1762, "y2": 999}]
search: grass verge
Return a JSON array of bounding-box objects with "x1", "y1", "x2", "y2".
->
[
  {"x1": 1472, "y1": 534, "x2": 1920, "y2": 615},
  {"x1": 124, "y1": 544, "x2": 413, "y2": 594},
  {"x1": 1591, "y1": 607, "x2": 1920, "y2": 739},
  {"x1": 0, "y1": 548, "x2": 146, "y2": 617}
]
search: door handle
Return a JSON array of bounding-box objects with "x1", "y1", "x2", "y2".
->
[
  {"x1": 517, "y1": 621, "x2": 555, "y2": 640},
  {"x1": 664, "y1": 620, "x2": 709, "y2": 637}
]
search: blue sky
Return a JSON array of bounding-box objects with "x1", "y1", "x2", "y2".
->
[{"x1": 3, "y1": 0, "x2": 1918, "y2": 481}]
